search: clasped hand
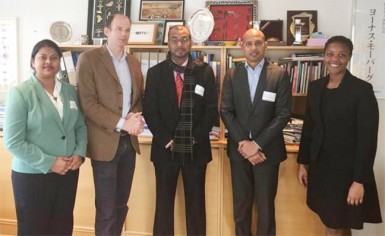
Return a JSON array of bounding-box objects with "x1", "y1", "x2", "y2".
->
[
  {"x1": 51, "y1": 155, "x2": 83, "y2": 175},
  {"x1": 122, "y1": 112, "x2": 145, "y2": 136},
  {"x1": 238, "y1": 140, "x2": 266, "y2": 165}
]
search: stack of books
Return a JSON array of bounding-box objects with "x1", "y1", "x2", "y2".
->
[{"x1": 283, "y1": 118, "x2": 303, "y2": 144}]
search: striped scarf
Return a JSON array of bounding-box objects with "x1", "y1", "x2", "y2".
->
[{"x1": 167, "y1": 52, "x2": 203, "y2": 165}]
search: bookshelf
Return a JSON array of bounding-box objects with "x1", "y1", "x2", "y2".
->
[{"x1": 58, "y1": 44, "x2": 324, "y2": 141}]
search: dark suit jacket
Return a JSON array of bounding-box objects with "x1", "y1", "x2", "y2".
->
[
  {"x1": 143, "y1": 60, "x2": 218, "y2": 166},
  {"x1": 77, "y1": 45, "x2": 144, "y2": 161},
  {"x1": 298, "y1": 70, "x2": 379, "y2": 184},
  {"x1": 221, "y1": 61, "x2": 292, "y2": 165}
]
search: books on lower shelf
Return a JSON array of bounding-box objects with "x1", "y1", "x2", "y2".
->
[{"x1": 275, "y1": 55, "x2": 326, "y2": 94}]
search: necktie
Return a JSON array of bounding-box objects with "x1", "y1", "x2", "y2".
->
[{"x1": 175, "y1": 72, "x2": 183, "y2": 107}]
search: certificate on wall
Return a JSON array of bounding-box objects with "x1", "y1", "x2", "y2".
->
[
  {"x1": 351, "y1": 0, "x2": 385, "y2": 98},
  {"x1": 0, "y1": 17, "x2": 18, "y2": 91}
]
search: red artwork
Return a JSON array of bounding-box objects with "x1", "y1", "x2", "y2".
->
[{"x1": 209, "y1": 4, "x2": 253, "y2": 41}]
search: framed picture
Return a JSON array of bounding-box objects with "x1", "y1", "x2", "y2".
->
[
  {"x1": 163, "y1": 20, "x2": 184, "y2": 44},
  {"x1": 87, "y1": 0, "x2": 131, "y2": 44},
  {"x1": 260, "y1": 20, "x2": 284, "y2": 45},
  {"x1": 206, "y1": 0, "x2": 257, "y2": 42},
  {"x1": 287, "y1": 10, "x2": 317, "y2": 45},
  {"x1": 128, "y1": 22, "x2": 158, "y2": 44},
  {"x1": 140, "y1": 0, "x2": 184, "y2": 21}
]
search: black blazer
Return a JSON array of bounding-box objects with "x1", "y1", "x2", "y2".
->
[
  {"x1": 221, "y1": 61, "x2": 292, "y2": 164},
  {"x1": 298, "y1": 70, "x2": 379, "y2": 184},
  {"x1": 143, "y1": 60, "x2": 218, "y2": 166}
]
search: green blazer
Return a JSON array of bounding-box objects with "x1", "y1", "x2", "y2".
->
[{"x1": 3, "y1": 74, "x2": 87, "y2": 174}]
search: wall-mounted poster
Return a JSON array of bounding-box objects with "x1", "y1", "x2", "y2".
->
[
  {"x1": 351, "y1": 0, "x2": 385, "y2": 98},
  {"x1": 87, "y1": 0, "x2": 131, "y2": 44},
  {"x1": 139, "y1": 0, "x2": 184, "y2": 21}
]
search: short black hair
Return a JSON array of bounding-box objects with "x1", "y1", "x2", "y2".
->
[
  {"x1": 324, "y1": 35, "x2": 353, "y2": 56},
  {"x1": 30, "y1": 39, "x2": 62, "y2": 68},
  {"x1": 167, "y1": 25, "x2": 191, "y2": 40}
]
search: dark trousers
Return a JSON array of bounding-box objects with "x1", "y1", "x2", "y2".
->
[
  {"x1": 153, "y1": 161, "x2": 207, "y2": 236},
  {"x1": 12, "y1": 169, "x2": 79, "y2": 236},
  {"x1": 91, "y1": 134, "x2": 136, "y2": 236},
  {"x1": 230, "y1": 160, "x2": 280, "y2": 236}
]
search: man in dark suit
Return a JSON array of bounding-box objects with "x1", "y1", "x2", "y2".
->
[
  {"x1": 143, "y1": 25, "x2": 218, "y2": 235},
  {"x1": 221, "y1": 29, "x2": 292, "y2": 236},
  {"x1": 76, "y1": 14, "x2": 144, "y2": 236}
]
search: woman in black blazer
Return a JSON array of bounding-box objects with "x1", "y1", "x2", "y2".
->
[{"x1": 297, "y1": 36, "x2": 382, "y2": 235}]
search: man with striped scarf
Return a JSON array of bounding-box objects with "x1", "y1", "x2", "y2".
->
[{"x1": 143, "y1": 25, "x2": 218, "y2": 236}]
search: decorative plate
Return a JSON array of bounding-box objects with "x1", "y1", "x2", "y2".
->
[
  {"x1": 187, "y1": 8, "x2": 214, "y2": 44},
  {"x1": 50, "y1": 21, "x2": 72, "y2": 43}
]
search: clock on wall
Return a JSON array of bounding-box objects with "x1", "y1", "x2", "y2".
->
[{"x1": 50, "y1": 21, "x2": 72, "y2": 43}]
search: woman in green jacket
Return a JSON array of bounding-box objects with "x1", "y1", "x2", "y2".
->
[{"x1": 3, "y1": 39, "x2": 87, "y2": 235}]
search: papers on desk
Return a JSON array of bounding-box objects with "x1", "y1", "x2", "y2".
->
[{"x1": 283, "y1": 118, "x2": 303, "y2": 144}]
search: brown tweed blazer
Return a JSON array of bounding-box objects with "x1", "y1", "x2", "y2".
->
[{"x1": 76, "y1": 45, "x2": 143, "y2": 161}]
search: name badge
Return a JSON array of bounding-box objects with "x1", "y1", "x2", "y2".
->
[
  {"x1": 262, "y1": 91, "x2": 276, "y2": 102},
  {"x1": 194, "y1": 85, "x2": 205, "y2": 97},
  {"x1": 69, "y1": 100, "x2": 78, "y2": 110}
]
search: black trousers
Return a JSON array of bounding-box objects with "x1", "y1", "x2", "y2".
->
[
  {"x1": 153, "y1": 161, "x2": 207, "y2": 236},
  {"x1": 12, "y1": 169, "x2": 79, "y2": 236},
  {"x1": 230, "y1": 160, "x2": 280, "y2": 236},
  {"x1": 91, "y1": 134, "x2": 136, "y2": 236}
]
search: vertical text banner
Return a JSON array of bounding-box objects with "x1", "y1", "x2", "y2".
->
[{"x1": 351, "y1": 0, "x2": 385, "y2": 98}]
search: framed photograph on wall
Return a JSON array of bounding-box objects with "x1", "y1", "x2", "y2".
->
[
  {"x1": 206, "y1": 0, "x2": 257, "y2": 42},
  {"x1": 163, "y1": 20, "x2": 184, "y2": 44},
  {"x1": 87, "y1": 0, "x2": 131, "y2": 44},
  {"x1": 127, "y1": 22, "x2": 158, "y2": 44},
  {"x1": 286, "y1": 10, "x2": 317, "y2": 45},
  {"x1": 140, "y1": 0, "x2": 184, "y2": 21}
]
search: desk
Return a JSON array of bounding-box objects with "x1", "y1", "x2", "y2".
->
[{"x1": 0, "y1": 139, "x2": 322, "y2": 236}]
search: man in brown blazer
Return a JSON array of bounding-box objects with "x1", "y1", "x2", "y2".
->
[{"x1": 76, "y1": 14, "x2": 144, "y2": 236}]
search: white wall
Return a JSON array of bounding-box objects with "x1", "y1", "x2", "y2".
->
[
  {"x1": 0, "y1": 0, "x2": 383, "y2": 235},
  {"x1": 0, "y1": 0, "x2": 352, "y2": 80}
]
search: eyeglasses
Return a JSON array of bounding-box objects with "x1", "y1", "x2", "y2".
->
[
  {"x1": 169, "y1": 37, "x2": 191, "y2": 44},
  {"x1": 243, "y1": 40, "x2": 265, "y2": 48}
]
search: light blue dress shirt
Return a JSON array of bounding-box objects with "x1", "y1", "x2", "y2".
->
[
  {"x1": 245, "y1": 58, "x2": 265, "y2": 102},
  {"x1": 106, "y1": 45, "x2": 132, "y2": 131}
]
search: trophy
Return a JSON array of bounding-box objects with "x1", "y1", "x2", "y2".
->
[{"x1": 292, "y1": 18, "x2": 304, "y2": 45}]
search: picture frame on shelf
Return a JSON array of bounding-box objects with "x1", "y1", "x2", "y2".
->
[
  {"x1": 87, "y1": 0, "x2": 131, "y2": 45},
  {"x1": 260, "y1": 20, "x2": 285, "y2": 46},
  {"x1": 163, "y1": 20, "x2": 185, "y2": 44},
  {"x1": 139, "y1": 0, "x2": 184, "y2": 21},
  {"x1": 154, "y1": 21, "x2": 165, "y2": 45},
  {"x1": 286, "y1": 10, "x2": 317, "y2": 45},
  {"x1": 127, "y1": 22, "x2": 158, "y2": 45},
  {"x1": 206, "y1": 0, "x2": 257, "y2": 42}
]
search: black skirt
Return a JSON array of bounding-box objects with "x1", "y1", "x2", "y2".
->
[{"x1": 306, "y1": 160, "x2": 382, "y2": 229}]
